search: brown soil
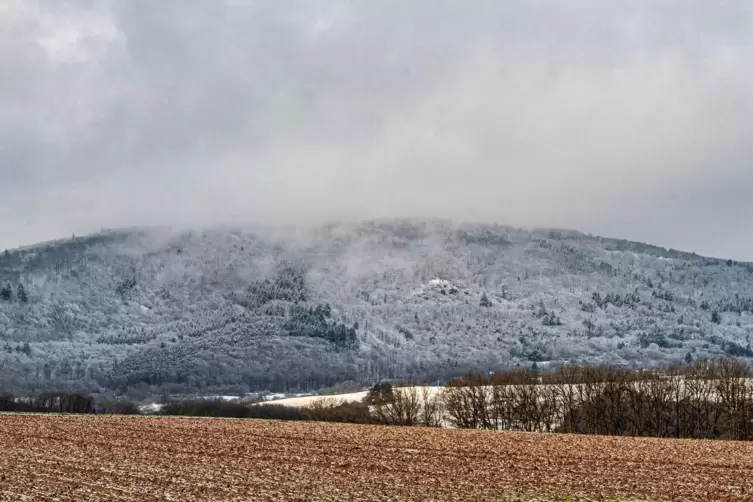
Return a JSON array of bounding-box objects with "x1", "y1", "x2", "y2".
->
[{"x1": 1, "y1": 414, "x2": 752, "y2": 501}]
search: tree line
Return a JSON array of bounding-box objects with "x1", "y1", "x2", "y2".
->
[
  {"x1": 442, "y1": 357, "x2": 753, "y2": 440},
  {"x1": 0, "y1": 392, "x2": 96, "y2": 414},
  {"x1": 262, "y1": 356, "x2": 753, "y2": 439},
  {"x1": 7, "y1": 356, "x2": 753, "y2": 442}
]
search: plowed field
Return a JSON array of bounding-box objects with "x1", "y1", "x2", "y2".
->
[{"x1": 1, "y1": 414, "x2": 752, "y2": 501}]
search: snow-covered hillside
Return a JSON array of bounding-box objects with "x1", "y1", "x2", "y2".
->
[{"x1": 1, "y1": 219, "x2": 752, "y2": 397}]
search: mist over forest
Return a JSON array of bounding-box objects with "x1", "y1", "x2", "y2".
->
[
  {"x1": 3, "y1": 2, "x2": 753, "y2": 398},
  {"x1": 2, "y1": 1, "x2": 753, "y2": 260},
  {"x1": 1, "y1": 220, "x2": 751, "y2": 397}
]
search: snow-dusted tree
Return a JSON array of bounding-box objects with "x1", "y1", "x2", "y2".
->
[
  {"x1": 480, "y1": 293, "x2": 492, "y2": 308},
  {"x1": 16, "y1": 284, "x2": 28, "y2": 303}
]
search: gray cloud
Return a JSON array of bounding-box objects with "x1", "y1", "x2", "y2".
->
[{"x1": 1, "y1": 0, "x2": 753, "y2": 259}]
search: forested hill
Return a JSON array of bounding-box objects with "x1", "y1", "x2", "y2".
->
[{"x1": 1, "y1": 220, "x2": 752, "y2": 397}]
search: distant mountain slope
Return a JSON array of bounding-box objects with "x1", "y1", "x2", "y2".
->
[{"x1": 1, "y1": 219, "x2": 752, "y2": 397}]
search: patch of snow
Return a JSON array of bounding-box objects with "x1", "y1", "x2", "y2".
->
[
  {"x1": 203, "y1": 395, "x2": 239, "y2": 401},
  {"x1": 261, "y1": 391, "x2": 368, "y2": 407},
  {"x1": 139, "y1": 403, "x2": 163, "y2": 414},
  {"x1": 262, "y1": 393, "x2": 287, "y2": 401},
  {"x1": 259, "y1": 387, "x2": 444, "y2": 408}
]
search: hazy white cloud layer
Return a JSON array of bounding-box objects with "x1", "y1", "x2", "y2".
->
[{"x1": 2, "y1": 0, "x2": 753, "y2": 259}]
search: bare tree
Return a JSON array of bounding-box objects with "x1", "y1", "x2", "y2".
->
[
  {"x1": 714, "y1": 357, "x2": 751, "y2": 440},
  {"x1": 419, "y1": 385, "x2": 443, "y2": 427},
  {"x1": 553, "y1": 365, "x2": 584, "y2": 434},
  {"x1": 372, "y1": 383, "x2": 422, "y2": 426},
  {"x1": 442, "y1": 374, "x2": 495, "y2": 429}
]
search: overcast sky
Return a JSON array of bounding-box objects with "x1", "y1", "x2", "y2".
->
[{"x1": 2, "y1": 1, "x2": 752, "y2": 259}]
